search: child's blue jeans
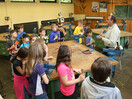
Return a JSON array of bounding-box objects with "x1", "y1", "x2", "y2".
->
[{"x1": 32, "y1": 92, "x2": 48, "y2": 99}]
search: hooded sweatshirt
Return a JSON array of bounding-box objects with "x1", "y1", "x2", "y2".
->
[{"x1": 81, "y1": 77, "x2": 122, "y2": 99}]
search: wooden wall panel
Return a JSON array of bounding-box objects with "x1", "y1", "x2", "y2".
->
[
  {"x1": 74, "y1": 0, "x2": 131, "y2": 32},
  {"x1": 74, "y1": 0, "x2": 132, "y2": 47}
]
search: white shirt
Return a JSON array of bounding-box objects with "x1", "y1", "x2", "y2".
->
[{"x1": 102, "y1": 24, "x2": 121, "y2": 48}]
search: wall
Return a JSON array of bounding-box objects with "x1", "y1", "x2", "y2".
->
[
  {"x1": 74, "y1": 0, "x2": 132, "y2": 32},
  {"x1": 0, "y1": 0, "x2": 74, "y2": 28}
]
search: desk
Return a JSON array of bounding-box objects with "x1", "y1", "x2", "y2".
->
[
  {"x1": 47, "y1": 41, "x2": 118, "y2": 99},
  {"x1": 96, "y1": 23, "x2": 123, "y2": 29},
  {"x1": 0, "y1": 33, "x2": 9, "y2": 41},
  {"x1": 92, "y1": 28, "x2": 132, "y2": 49},
  {"x1": 0, "y1": 33, "x2": 32, "y2": 56},
  {"x1": 0, "y1": 33, "x2": 10, "y2": 56},
  {"x1": 0, "y1": 33, "x2": 33, "y2": 42},
  {"x1": 44, "y1": 25, "x2": 75, "y2": 30}
]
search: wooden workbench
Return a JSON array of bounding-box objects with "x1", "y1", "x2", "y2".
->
[
  {"x1": 92, "y1": 28, "x2": 132, "y2": 37},
  {"x1": 0, "y1": 33, "x2": 33, "y2": 56},
  {"x1": 0, "y1": 33, "x2": 33, "y2": 42},
  {"x1": 0, "y1": 33, "x2": 9, "y2": 41},
  {"x1": 44, "y1": 25, "x2": 75, "y2": 30},
  {"x1": 92, "y1": 28, "x2": 132, "y2": 50},
  {"x1": 47, "y1": 41, "x2": 118, "y2": 81},
  {"x1": 98, "y1": 23, "x2": 123, "y2": 27},
  {"x1": 47, "y1": 41, "x2": 118, "y2": 99}
]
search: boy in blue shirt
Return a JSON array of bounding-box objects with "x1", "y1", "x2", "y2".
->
[
  {"x1": 16, "y1": 24, "x2": 26, "y2": 39},
  {"x1": 85, "y1": 28, "x2": 95, "y2": 49},
  {"x1": 49, "y1": 24, "x2": 59, "y2": 43},
  {"x1": 20, "y1": 34, "x2": 29, "y2": 48}
]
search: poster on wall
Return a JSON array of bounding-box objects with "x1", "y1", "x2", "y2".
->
[
  {"x1": 92, "y1": 2, "x2": 99, "y2": 12},
  {"x1": 100, "y1": 1, "x2": 107, "y2": 12}
]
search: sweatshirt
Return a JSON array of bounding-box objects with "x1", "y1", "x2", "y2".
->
[
  {"x1": 81, "y1": 77, "x2": 122, "y2": 99},
  {"x1": 49, "y1": 31, "x2": 59, "y2": 43}
]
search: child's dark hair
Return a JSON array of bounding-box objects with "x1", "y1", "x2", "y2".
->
[
  {"x1": 110, "y1": 15, "x2": 116, "y2": 23},
  {"x1": 91, "y1": 57, "x2": 111, "y2": 82},
  {"x1": 56, "y1": 45, "x2": 71, "y2": 70},
  {"x1": 10, "y1": 30, "x2": 16, "y2": 35},
  {"x1": 10, "y1": 47, "x2": 28, "y2": 63},
  {"x1": 39, "y1": 28, "x2": 45, "y2": 33},
  {"x1": 87, "y1": 28, "x2": 92, "y2": 34},
  {"x1": 17, "y1": 24, "x2": 24, "y2": 30}
]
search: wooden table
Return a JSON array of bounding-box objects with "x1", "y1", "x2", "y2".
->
[
  {"x1": 47, "y1": 41, "x2": 118, "y2": 99},
  {"x1": 92, "y1": 28, "x2": 132, "y2": 50},
  {"x1": 0, "y1": 33, "x2": 32, "y2": 56},
  {"x1": 0, "y1": 33, "x2": 33, "y2": 42},
  {"x1": 98, "y1": 23, "x2": 123, "y2": 27},
  {"x1": 44, "y1": 25, "x2": 75, "y2": 30},
  {"x1": 0, "y1": 33, "x2": 9, "y2": 41},
  {"x1": 96, "y1": 23, "x2": 124, "y2": 29}
]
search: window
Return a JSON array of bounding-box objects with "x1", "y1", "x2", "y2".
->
[
  {"x1": 60, "y1": 0, "x2": 72, "y2": 3},
  {"x1": 10, "y1": 0, "x2": 35, "y2": 2},
  {"x1": 0, "y1": 0, "x2": 5, "y2": 2},
  {"x1": 40, "y1": 0, "x2": 56, "y2": 2}
]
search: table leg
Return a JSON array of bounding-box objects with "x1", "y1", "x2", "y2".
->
[{"x1": 50, "y1": 81, "x2": 55, "y2": 99}]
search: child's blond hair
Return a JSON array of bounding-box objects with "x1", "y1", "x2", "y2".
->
[
  {"x1": 51, "y1": 24, "x2": 57, "y2": 29},
  {"x1": 78, "y1": 20, "x2": 83, "y2": 25}
]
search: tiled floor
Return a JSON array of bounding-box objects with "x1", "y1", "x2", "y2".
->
[{"x1": 0, "y1": 49, "x2": 132, "y2": 99}]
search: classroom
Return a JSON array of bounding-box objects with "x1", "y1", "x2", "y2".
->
[{"x1": 0, "y1": 0, "x2": 132, "y2": 99}]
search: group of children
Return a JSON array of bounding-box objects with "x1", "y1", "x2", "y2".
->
[
  {"x1": 5, "y1": 23, "x2": 122, "y2": 99},
  {"x1": 73, "y1": 20, "x2": 95, "y2": 49}
]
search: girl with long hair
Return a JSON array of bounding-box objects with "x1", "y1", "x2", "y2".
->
[
  {"x1": 27, "y1": 42, "x2": 49, "y2": 99},
  {"x1": 56, "y1": 45, "x2": 85, "y2": 99}
]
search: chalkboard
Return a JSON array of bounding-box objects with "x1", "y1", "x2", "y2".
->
[
  {"x1": 128, "y1": 5, "x2": 132, "y2": 19},
  {"x1": 115, "y1": 5, "x2": 128, "y2": 19}
]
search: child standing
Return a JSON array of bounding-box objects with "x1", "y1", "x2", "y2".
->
[
  {"x1": 29, "y1": 34, "x2": 37, "y2": 44},
  {"x1": 6, "y1": 30, "x2": 20, "y2": 56},
  {"x1": 56, "y1": 45, "x2": 85, "y2": 99},
  {"x1": 73, "y1": 20, "x2": 84, "y2": 35},
  {"x1": 6, "y1": 30, "x2": 20, "y2": 76},
  {"x1": 81, "y1": 57, "x2": 122, "y2": 99},
  {"x1": 49, "y1": 24, "x2": 59, "y2": 43},
  {"x1": 58, "y1": 25, "x2": 67, "y2": 41},
  {"x1": 85, "y1": 28, "x2": 95, "y2": 49},
  {"x1": 16, "y1": 24, "x2": 26, "y2": 39},
  {"x1": 27, "y1": 42, "x2": 49, "y2": 99},
  {"x1": 20, "y1": 34, "x2": 29, "y2": 48},
  {"x1": 11, "y1": 47, "x2": 30, "y2": 99},
  {"x1": 38, "y1": 28, "x2": 49, "y2": 44},
  {"x1": 35, "y1": 38, "x2": 53, "y2": 61}
]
